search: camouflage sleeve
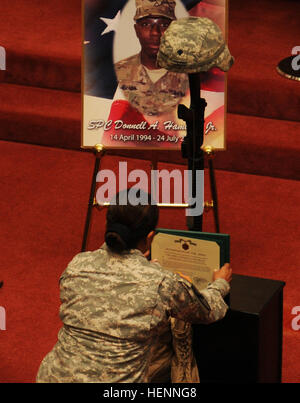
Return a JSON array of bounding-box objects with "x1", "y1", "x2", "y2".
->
[
  {"x1": 159, "y1": 275, "x2": 230, "y2": 325},
  {"x1": 196, "y1": 279, "x2": 230, "y2": 323}
]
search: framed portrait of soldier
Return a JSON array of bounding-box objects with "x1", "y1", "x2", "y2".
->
[{"x1": 82, "y1": 0, "x2": 228, "y2": 150}]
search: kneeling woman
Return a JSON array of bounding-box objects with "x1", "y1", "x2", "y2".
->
[{"x1": 36, "y1": 189, "x2": 231, "y2": 383}]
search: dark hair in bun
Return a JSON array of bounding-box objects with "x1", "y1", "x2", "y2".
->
[{"x1": 105, "y1": 189, "x2": 159, "y2": 254}]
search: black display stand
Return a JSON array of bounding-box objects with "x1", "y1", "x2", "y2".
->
[{"x1": 193, "y1": 274, "x2": 285, "y2": 383}]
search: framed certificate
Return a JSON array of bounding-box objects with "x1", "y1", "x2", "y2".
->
[{"x1": 151, "y1": 228, "x2": 230, "y2": 289}]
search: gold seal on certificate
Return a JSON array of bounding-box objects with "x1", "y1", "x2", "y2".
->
[{"x1": 151, "y1": 228, "x2": 230, "y2": 290}]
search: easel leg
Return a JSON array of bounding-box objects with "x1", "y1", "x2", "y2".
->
[
  {"x1": 150, "y1": 152, "x2": 158, "y2": 203},
  {"x1": 186, "y1": 152, "x2": 203, "y2": 232},
  {"x1": 205, "y1": 147, "x2": 220, "y2": 233},
  {"x1": 81, "y1": 146, "x2": 105, "y2": 252}
]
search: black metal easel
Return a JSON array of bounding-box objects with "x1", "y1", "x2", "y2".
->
[{"x1": 178, "y1": 73, "x2": 219, "y2": 233}]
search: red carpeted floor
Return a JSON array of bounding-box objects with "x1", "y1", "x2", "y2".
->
[
  {"x1": 0, "y1": 0, "x2": 300, "y2": 383},
  {"x1": 0, "y1": 141, "x2": 299, "y2": 383}
]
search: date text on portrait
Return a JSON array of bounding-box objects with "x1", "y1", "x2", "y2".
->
[{"x1": 109, "y1": 134, "x2": 180, "y2": 143}]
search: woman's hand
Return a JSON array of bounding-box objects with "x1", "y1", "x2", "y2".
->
[
  {"x1": 176, "y1": 272, "x2": 193, "y2": 283},
  {"x1": 213, "y1": 263, "x2": 232, "y2": 283},
  {"x1": 143, "y1": 250, "x2": 150, "y2": 259}
]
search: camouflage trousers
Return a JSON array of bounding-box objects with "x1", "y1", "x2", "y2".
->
[{"x1": 148, "y1": 318, "x2": 200, "y2": 383}]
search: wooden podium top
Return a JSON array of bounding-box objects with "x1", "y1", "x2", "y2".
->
[{"x1": 229, "y1": 274, "x2": 285, "y2": 315}]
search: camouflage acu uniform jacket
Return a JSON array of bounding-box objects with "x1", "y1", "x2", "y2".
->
[
  {"x1": 36, "y1": 244, "x2": 229, "y2": 383},
  {"x1": 114, "y1": 53, "x2": 189, "y2": 116}
]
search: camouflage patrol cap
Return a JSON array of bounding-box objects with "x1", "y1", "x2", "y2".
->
[
  {"x1": 157, "y1": 16, "x2": 234, "y2": 73},
  {"x1": 134, "y1": 0, "x2": 176, "y2": 21}
]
